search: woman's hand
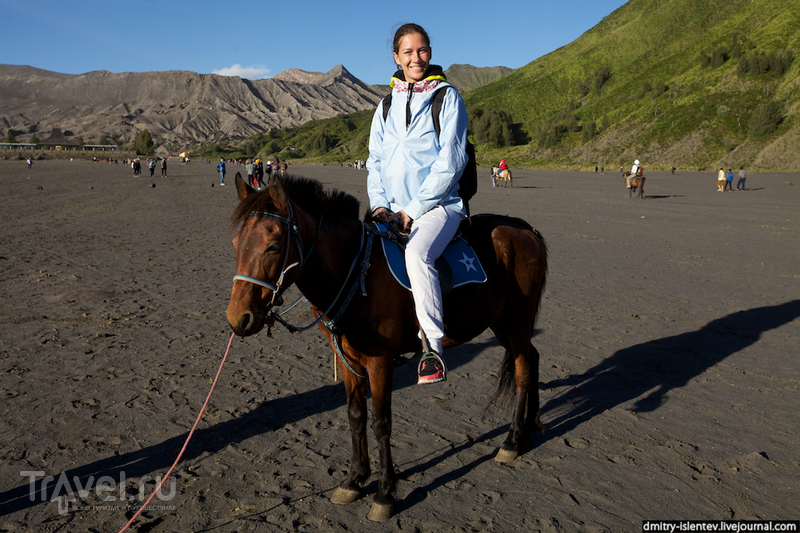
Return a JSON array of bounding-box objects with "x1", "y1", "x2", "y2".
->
[
  {"x1": 373, "y1": 208, "x2": 412, "y2": 231},
  {"x1": 392, "y1": 210, "x2": 413, "y2": 231},
  {"x1": 372, "y1": 207, "x2": 393, "y2": 223}
]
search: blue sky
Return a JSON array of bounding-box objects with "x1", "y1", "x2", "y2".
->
[{"x1": 1, "y1": 0, "x2": 627, "y2": 86}]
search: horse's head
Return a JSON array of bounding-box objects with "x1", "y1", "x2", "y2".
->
[{"x1": 226, "y1": 172, "x2": 308, "y2": 336}]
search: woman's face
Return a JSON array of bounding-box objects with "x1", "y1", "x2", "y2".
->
[{"x1": 393, "y1": 32, "x2": 431, "y2": 84}]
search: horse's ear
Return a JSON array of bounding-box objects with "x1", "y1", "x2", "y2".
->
[
  {"x1": 269, "y1": 175, "x2": 289, "y2": 212},
  {"x1": 235, "y1": 172, "x2": 253, "y2": 202}
]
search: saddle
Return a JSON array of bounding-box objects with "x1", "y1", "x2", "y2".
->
[{"x1": 375, "y1": 222, "x2": 487, "y2": 295}]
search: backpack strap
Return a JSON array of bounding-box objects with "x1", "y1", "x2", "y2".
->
[
  {"x1": 429, "y1": 86, "x2": 449, "y2": 139},
  {"x1": 382, "y1": 93, "x2": 392, "y2": 122}
]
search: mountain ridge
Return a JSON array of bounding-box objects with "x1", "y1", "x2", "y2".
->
[{"x1": 0, "y1": 64, "x2": 387, "y2": 148}]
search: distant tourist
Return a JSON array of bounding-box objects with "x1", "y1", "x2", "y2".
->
[
  {"x1": 737, "y1": 166, "x2": 746, "y2": 190},
  {"x1": 246, "y1": 159, "x2": 255, "y2": 187},
  {"x1": 218, "y1": 158, "x2": 226, "y2": 186},
  {"x1": 161, "y1": 157, "x2": 167, "y2": 177},
  {"x1": 255, "y1": 159, "x2": 263, "y2": 189},
  {"x1": 717, "y1": 168, "x2": 725, "y2": 192},
  {"x1": 725, "y1": 168, "x2": 734, "y2": 191},
  {"x1": 628, "y1": 159, "x2": 641, "y2": 188}
]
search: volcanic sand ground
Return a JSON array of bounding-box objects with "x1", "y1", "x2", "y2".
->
[{"x1": 0, "y1": 159, "x2": 798, "y2": 532}]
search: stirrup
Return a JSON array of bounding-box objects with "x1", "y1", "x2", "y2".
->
[{"x1": 417, "y1": 350, "x2": 447, "y2": 376}]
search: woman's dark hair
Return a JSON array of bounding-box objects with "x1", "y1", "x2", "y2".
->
[{"x1": 393, "y1": 23, "x2": 430, "y2": 53}]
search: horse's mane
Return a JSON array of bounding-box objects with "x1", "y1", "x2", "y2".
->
[{"x1": 229, "y1": 175, "x2": 361, "y2": 231}]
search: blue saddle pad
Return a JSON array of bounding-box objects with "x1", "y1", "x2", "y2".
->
[{"x1": 378, "y1": 225, "x2": 487, "y2": 294}]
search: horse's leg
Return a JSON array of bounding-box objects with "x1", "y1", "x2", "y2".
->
[
  {"x1": 489, "y1": 323, "x2": 538, "y2": 463},
  {"x1": 523, "y1": 342, "x2": 545, "y2": 436},
  {"x1": 330, "y1": 357, "x2": 371, "y2": 506},
  {"x1": 366, "y1": 359, "x2": 396, "y2": 522}
]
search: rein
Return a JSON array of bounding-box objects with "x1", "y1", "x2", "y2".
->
[{"x1": 232, "y1": 206, "x2": 390, "y2": 379}]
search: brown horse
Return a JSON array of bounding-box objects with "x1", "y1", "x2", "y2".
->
[
  {"x1": 226, "y1": 172, "x2": 547, "y2": 521},
  {"x1": 623, "y1": 171, "x2": 646, "y2": 199},
  {"x1": 491, "y1": 166, "x2": 513, "y2": 188}
]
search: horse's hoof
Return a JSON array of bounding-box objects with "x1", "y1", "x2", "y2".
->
[
  {"x1": 367, "y1": 502, "x2": 393, "y2": 522},
  {"x1": 494, "y1": 448, "x2": 518, "y2": 463},
  {"x1": 331, "y1": 487, "x2": 360, "y2": 505}
]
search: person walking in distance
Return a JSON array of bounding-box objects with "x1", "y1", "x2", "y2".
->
[
  {"x1": 737, "y1": 166, "x2": 746, "y2": 190},
  {"x1": 218, "y1": 158, "x2": 226, "y2": 186}
]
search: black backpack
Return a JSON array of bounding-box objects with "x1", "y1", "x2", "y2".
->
[{"x1": 381, "y1": 86, "x2": 478, "y2": 216}]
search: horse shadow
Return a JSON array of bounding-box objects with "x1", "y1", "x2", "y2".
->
[
  {"x1": 387, "y1": 301, "x2": 800, "y2": 508},
  {"x1": 539, "y1": 300, "x2": 800, "y2": 441},
  {"x1": 645, "y1": 195, "x2": 686, "y2": 199}
]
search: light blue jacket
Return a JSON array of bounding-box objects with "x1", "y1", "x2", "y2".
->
[{"x1": 367, "y1": 80, "x2": 468, "y2": 221}]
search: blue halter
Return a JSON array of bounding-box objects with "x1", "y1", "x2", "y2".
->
[{"x1": 232, "y1": 202, "x2": 315, "y2": 307}]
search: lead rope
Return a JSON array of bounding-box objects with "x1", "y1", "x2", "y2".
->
[{"x1": 116, "y1": 332, "x2": 236, "y2": 533}]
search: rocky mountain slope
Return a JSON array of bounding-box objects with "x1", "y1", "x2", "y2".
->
[{"x1": 0, "y1": 64, "x2": 386, "y2": 148}]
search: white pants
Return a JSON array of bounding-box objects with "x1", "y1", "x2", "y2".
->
[{"x1": 405, "y1": 205, "x2": 462, "y2": 355}]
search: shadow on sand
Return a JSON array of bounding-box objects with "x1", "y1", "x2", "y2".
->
[
  {"x1": 540, "y1": 300, "x2": 800, "y2": 439},
  {"x1": 3, "y1": 301, "x2": 797, "y2": 518}
]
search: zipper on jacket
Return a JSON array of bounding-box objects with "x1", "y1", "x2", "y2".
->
[{"x1": 406, "y1": 83, "x2": 414, "y2": 130}]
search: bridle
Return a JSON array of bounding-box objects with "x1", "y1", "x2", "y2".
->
[
  {"x1": 232, "y1": 202, "x2": 311, "y2": 309},
  {"x1": 233, "y1": 205, "x2": 404, "y2": 379},
  {"x1": 232, "y1": 201, "x2": 366, "y2": 335}
]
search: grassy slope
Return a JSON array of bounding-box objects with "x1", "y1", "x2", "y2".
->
[
  {"x1": 444, "y1": 64, "x2": 514, "y2": 93},
  {"x1": 465, "y1": 0, "x2": 800, "y2": 171}
]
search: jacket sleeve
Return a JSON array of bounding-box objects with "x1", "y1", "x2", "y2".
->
[
  {"x1": 403, "y1": 88, "x2": 468, "y2": 220},
  {"x1": 366, "y1": 103, "x2": 390, "y2": 212}
]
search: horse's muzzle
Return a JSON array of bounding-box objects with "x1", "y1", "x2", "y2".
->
[{"x1": 227, "y1": 309, "x2": 264, "y2": 337}]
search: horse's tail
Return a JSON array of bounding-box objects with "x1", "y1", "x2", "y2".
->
[
  {"x1": 488, "y1": 229, "x2": 547, "y2": 413},
  {"x1": 490, "y1": 351, "x2": 517, "y2": 413}
]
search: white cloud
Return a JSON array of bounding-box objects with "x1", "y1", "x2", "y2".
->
[{"x1": 211, "y1": 64, "x2": 271, "y2": 80}]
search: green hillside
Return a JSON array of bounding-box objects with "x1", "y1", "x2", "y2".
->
[
  {"x1": 197, "y1": 0, "x2": 800, "y2": 171},
  {"x1": 444, "y1": 64, "x2": 514, "y2": 93},
  {"x1": 465, "y1": 0, "x2": 800, "y2": 171}
]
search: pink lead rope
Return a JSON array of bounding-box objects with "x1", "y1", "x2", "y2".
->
[{"x1": 117, "y1": 332, "x2": 236, "y2": 533}]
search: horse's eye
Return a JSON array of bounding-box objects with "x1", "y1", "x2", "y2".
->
[{"x1": 266, "y1": 243, "x2": 281, "y2": 254}]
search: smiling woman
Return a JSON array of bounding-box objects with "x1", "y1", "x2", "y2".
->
[
  {"x1": 368, "y1": 23, "x2": 472, "y2": 385},
  {"x1": 392, "y1": 24, "x2": 431, "y2": 83}
]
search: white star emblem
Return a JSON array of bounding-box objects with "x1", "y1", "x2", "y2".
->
[{"x1": 459, "y1": 252, "x2": 477, "y2": 273}]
